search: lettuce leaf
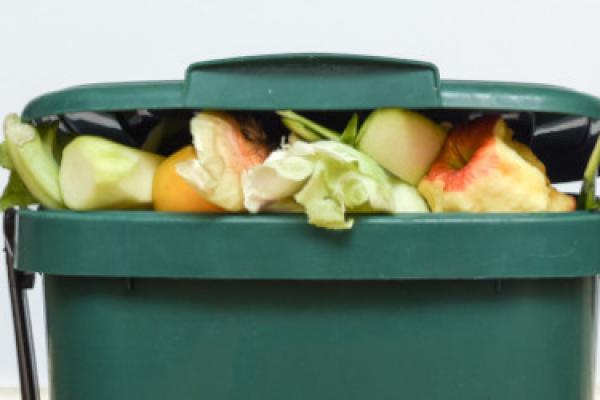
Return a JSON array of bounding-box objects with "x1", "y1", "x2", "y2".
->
[{"x1": 243, "y1": 140, "x2": 428, "y2": 229}]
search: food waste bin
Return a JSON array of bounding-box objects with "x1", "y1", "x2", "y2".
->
[{"x1": 5, "y1": 54, "x2": 600, "y2": 400}]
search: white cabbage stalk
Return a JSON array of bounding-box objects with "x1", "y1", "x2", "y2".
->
[{"x1": 243, "y1": 140, "x2": 428, "y2": 230}]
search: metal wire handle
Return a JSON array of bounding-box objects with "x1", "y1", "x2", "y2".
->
[{"x1": 4, "y1": 208, "x2": 39, "y2": 400}]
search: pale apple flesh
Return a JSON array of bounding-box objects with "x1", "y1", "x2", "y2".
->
[
  {"x1": 417, "y1": 116, "x2": 575, "y2": 212},
  {"x1": 60, "y1": 136, "x2": 165, "y2": 210},
  {"x1": 356, "y1": 108, "x2": 447, "y2": 185}
]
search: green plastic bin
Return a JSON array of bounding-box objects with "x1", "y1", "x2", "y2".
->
[{"x1": 6, "y1": 54, "x2": 600, "y2": 400}]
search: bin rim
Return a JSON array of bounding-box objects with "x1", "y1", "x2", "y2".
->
[{"x1": 15, "y1": 209, "x2": 600, "y2": 280}]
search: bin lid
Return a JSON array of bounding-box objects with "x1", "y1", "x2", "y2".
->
[
  {"x1": 21, "y1": 53, "x2": 600, "y2": 121},
  {"x1": 16, "y1": 210, "x2": 600, "y2": 279}
]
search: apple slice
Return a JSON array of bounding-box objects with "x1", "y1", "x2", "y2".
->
[
  {"x1": 60, "y1": 136, "x2": 164, "y2": 210},
  {"x1": 356, "y1": 108, "x2": 446, "y2": 185}
]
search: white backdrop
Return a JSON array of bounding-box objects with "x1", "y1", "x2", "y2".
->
[{"x1": 1, "y1": 0, "x2": 600, "y2": 389}]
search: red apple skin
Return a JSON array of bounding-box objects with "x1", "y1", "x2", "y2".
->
[{"x1": 418, "y1": 116, "x2": 575, "y2": 212}]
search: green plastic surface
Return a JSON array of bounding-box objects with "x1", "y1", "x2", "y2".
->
[
  {"x1": 17, "y1": 210, "x2": 600, "y2": 279},
  {"x1": 44, "y1": 276, "x2": 594, "y2": 400},
  {"x1": 11, "y1": 52, "x2": 600, "y2": 400},
  {"x1": 441, "y1": 80, "x2": 600, "y2": 117},
  {"x1": 22, "y1": 81, "x2": 184, "y2": 120},
  {"x1": 21, "y1": 54, "x2": 600, "y2": 121},
  {"x1": 183, "y1": 54, "x2": 440, "y2": 110}
]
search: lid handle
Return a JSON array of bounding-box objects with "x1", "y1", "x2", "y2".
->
[{"x1": 183, "y1": 54, "x2": 441, "y2": 110}]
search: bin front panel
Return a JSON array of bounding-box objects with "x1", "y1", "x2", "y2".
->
[{"x1": 45, "y1": 276, "x2": 594, "y2": 400}]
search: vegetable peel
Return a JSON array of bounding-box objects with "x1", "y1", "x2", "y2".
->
[{"x1": 3, "y1": 114, "x2": 64, "y2": 209}]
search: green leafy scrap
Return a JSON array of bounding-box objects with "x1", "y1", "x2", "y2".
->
[
  {"x1": 277, "y1": 110, "x2": 342, "y2": 142},
  {"x1": 0, "y1": 140, "x2": 36, "y2": 210},
  {"x1": 578, "y1": 133, "x2": 600, "y2": 210},
  {"x1": 340, "y1": 113, "x2": 359, "y2": 145},
  {"x1": 0, "y1": 171, "x2": 37, "y2": 210}
]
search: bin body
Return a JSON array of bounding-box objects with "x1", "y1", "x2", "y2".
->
[
  {"x1": 9, "y1": 54, "x2": 600, "y2": 400},
  {"x1": 15, "y1": 210, "x2": 599, "y2": 400},
  {"x1": 43, "y1": 275, "x2": 595, "y2": 400}
]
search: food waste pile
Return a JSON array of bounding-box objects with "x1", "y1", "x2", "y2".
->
[{"x1": 1, "y1": 108, "x2": 590, "y2": 230}]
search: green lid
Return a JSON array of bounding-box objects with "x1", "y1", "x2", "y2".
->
[{"x1": 21, "y1": 54, "x2": 600, "y2": 121}]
